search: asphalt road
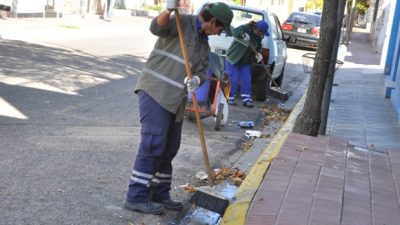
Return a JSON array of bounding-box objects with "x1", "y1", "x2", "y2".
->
[{"x1": 0, "y1": 16, "x2": 309, "y2": 225}]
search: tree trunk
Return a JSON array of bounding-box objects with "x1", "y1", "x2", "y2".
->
[{"x1": 292, "y1": 0, "x2": 339, "y2": 136}]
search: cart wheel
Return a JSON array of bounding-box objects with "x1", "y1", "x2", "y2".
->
[{"x1": 214, "y1": 103, "x2": 224, "y2": 131}]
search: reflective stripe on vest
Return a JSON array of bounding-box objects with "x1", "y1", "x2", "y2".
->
[
  {"x1": 153, "y1": 48, "x2": 193, "y2": 68},
  {"x1": 142, "y1": 68, "x2": 185, "y2": 89}
]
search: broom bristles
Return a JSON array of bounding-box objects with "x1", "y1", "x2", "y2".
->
[{"x1": 189, "y1": 188, "x2": 230, "y2": 215}]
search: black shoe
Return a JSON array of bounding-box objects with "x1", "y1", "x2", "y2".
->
[
  {"x1": 243, "y1": 101, "x2": 254, "y2": 108},
  {"x1": 124, "y1": 200, "x2": 165, "y2": 215},
  {"x1": 228, "y1": 99, "x2": 237, "y2": 106},
  {"x1": 157, "y1": 199, "x2": 184, "y2": 211}
]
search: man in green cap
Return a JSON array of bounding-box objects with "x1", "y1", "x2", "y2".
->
[{"x1": 124, "y1": 1, "x2": 233, "y2": 215}]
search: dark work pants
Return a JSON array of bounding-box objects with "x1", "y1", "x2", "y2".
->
[{"x1": 126, "y1": 91, "x2": 182, "y2": 202}]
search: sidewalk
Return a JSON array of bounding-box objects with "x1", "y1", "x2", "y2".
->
[{"x1": 221, "y1": 27, "x2": 400, "y2": 224}]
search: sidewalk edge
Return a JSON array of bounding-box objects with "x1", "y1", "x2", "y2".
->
[{"x1": 220, "y1": 93, "x2": 307, "y2": 225}]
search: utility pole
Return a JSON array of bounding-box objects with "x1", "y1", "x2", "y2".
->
[{"x1": 318, "y1": 0, "x2": 346, "y2": 135}]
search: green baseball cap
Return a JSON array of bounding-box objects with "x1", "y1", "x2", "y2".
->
[{"x1": 207, "y1": 2, "x2": 233, "y2": 36}]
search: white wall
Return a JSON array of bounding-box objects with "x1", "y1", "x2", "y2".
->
[
  {"x1": 380, "y1": 0, "x2": 397, "y2": 66},
  {"x1": 12, "y1": 0, "x2": 45, "y2": 14},
  {"x1": 376, "y1": 2, "x2": 390, "y2": 54}
]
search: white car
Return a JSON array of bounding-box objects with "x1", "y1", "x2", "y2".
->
[{"x1": 198, "y1": 3, "x2": 288, "y2": 101}]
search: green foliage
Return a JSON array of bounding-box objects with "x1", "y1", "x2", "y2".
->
[
  {"x1": 234, "y1": 0, "x2": 243, "y2": 5},
  {"x1": 143, "y1": 4, "x2": 163, "y2": 11},
  {"x1": 305, "y1": 0, "x2": 323, "y2": 10},
  {"x1": 356, "y1": 0, "x2": 369, "y2": 15}
]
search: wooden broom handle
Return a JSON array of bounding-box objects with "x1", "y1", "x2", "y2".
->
[{"x1": 173, "y1": 9, "x2": 215, "y2": 186}]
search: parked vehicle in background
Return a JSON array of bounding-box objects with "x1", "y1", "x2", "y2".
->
[
  {"x1": 197, "y1": 2, "x2": 288, "y2": 101},
  {"x1": 281, "y1": 12, "x2": 321, "y2": 50}
]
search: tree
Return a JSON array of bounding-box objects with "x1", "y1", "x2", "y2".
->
[
  {"x1": 292, "y1": 0, "x2": 339, "y2": 136},
  {"x1": 356, "y1": 0, "x2": 369, "y2": 15},
  {"x1": 305, "y1": 0, "x2": 323, "y2": 11}
]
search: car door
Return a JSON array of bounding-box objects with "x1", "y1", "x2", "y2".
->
[{"x1": 267, "y1": 12, "x2": 287, "y2": 78}]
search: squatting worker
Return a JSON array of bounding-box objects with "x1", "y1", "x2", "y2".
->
[
  {"x1": 124, "y1": 0, "x2": 233, "y2": 215},
  {"x1": 226, "y1": 20, "x2": 270, "y2": 108}
]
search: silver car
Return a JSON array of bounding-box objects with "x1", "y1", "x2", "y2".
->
[{"x1": 198, "y1": 3, "x2": 288, "y2": 101}]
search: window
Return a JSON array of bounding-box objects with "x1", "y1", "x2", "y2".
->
[
  {"x1": 274, "y1": 16, "x2": 283, "y2": 40},
  {"x1": 230, "y1": 8, "x2": 263, "y2": 28},
  {"x1": 268, "y1": 14, "x2": 278, "y2": 39},
  {"x1": 287, "y1": 12, "x2": 321, "y2": 25}
]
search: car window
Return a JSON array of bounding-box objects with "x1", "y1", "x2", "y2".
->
[
  {"x1": 267, "y1": 14, "x2": 278, "y2": 40},
  {"x1": 230, "y1": 8, "x2": 263, "y2": 28},
  {"x1": 274, "y1": 16, "x2": 283, "y2": 40},
  {"x1": 287, "y1": 12, "x2": 321, "y2": 25}
]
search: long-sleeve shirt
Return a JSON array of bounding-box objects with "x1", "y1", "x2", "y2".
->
[
  {"x1": 226, "y1": 23, "x2": 262, "y2": 65},
  {"x1": 135, "y1": 14, "x2": 210, "y2": 121}
]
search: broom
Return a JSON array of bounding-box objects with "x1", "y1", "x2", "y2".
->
[{"x1": 173, "y1": 8, "x2": 230, "y2": 215}]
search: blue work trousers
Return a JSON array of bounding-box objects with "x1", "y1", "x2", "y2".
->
[
  {"x1": 226, "y1": 62, "x2": 252, "y2": 103},
  {"x1": 126, "y1": 91, "x2": 182, "y2": 202}
]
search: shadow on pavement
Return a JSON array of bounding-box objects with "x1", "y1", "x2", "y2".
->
[{"x1": 0, "y1": 39, "x2": 145, "y2": 125}]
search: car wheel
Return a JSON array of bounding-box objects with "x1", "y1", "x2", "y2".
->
[{"x1": 273, "y1": 68, "x2": 284, "y2": 87}]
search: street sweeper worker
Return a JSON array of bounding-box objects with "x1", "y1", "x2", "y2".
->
[
  {"x1": 225, "y1": 20, "x2": 270, "y2": 108},
  {"x1": 124, "y1": 1, "x2": 233, "y2": 215}
]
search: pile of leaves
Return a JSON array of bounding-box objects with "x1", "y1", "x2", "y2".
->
[
  {"x1": 214, "y1": 167, "x2": 247, "y2": 186},
  {"x1": 182, "y1": 167, "x2": 248, "y2": 193},
  {"x1": 181, "y1": 184, "x2": 197, "y2": 193},
  {"x1": 259, "y1": 104, "x2": 290, "y2": 125}
]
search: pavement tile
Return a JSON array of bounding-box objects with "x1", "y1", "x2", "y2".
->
[
  {"x1": 309, "y1": 198, "x2": 342, "y2": 223},
  {"x1": 245, "y1": 30, "x2": 400, "y2": 225}
]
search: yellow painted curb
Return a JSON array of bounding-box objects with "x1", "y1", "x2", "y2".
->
[
  {"x1": 220, "y1": 133, "x2": 288, "y2": 225},
  {"x1": 220, "y1": 94, "x2": 306, "y2": 225}
]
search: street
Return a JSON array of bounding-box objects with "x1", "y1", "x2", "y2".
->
[{"x1": 0, "y1": 16, "x2": 309, "y2": 224}]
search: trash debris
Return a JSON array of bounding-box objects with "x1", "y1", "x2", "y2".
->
[
  {"x1": 245, "y1": 130, "x2": 262, "y2": 138},
  {"x1": 195, "y1": 171, "x2": 208, "y2": 180},
  {"x1": 242, "y1": 140, "x2": 253, "y2": 152},
  {"x1": 179, "y1": 183, "x2": 197, "y2": 193},
  {"x1": 259, "y1": 104, "x2": 290, "y2": 125},
  {"x1": 239, "y1": 121, "x2": 255, "y2": 128},
  {"x1": 296, "y1": 145, "x2": 307, "y2": 151}
]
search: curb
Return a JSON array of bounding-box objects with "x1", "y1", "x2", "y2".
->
[{"x1": 220, "y1": 92, "x2": 307, "y2": 225}]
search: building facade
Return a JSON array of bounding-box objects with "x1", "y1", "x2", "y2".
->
[
  {"x1": 4, "y1": 0, "x2": 146, "y2": 18},
  {"x1": 383, "y1": 0, "x2": 400, "y2": 121}
]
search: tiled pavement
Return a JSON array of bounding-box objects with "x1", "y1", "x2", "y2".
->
[
  {"x1": 326, "y1": 28, "x2": 400, "y2": 150},
  {"x1": 244, "y1": 28, "x2": 400, "y2": 224},
  {"x1": 246, "y1": 133, "x2": 400, "y2": 225}
]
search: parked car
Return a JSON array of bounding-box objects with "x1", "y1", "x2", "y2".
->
[
  {"x1": 197, "y1": 2, "x2": 288, "y2": 101},
  {"x1": 281, "y1": 12, "x2": 321, "y2": 50}
]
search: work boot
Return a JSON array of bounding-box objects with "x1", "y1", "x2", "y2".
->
[
  {"x1": 156, "y1": 199, "x2": 184, "y2": 211},
  {"x1": 228, "y1": 99, "x2": 237, "y2": 106},
  {"x1": 124, "y1": 200, "x2": 165, "y2": 215},
  {"x1": 243, "y1": 101, "x2": 254, "y2": 108}
]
